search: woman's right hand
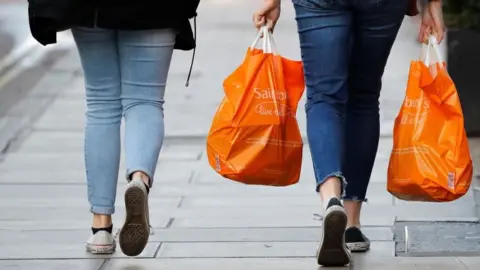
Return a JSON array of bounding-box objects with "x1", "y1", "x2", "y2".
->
[{"x1": 253, "y1": 0, "x2": 281, "y2": 32}]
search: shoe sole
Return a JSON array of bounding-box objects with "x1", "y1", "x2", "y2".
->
[
  {"x1": 86, "y1": 243, "x2": 116, "y2": 254},
  {"x1": 316, "y1": 205, "x2": 351, "y2": 266},
  {"x1": 347, "y1": 241, "x2": 370, "y2": 252},
  {"x1": 119, "y1": 185, "x2": 149, "y2": 257}
]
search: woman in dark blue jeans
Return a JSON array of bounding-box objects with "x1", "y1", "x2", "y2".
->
[{"x1": 254, "y1": 0, "x2": 444, "y2": 266}]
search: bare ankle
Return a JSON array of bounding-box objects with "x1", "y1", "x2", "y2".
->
[
  {"x1": 319, "y1": 177, "x2": 342, "y2": 204},
  {"x1": 347, "y1": 223, "x2": 361, "y2": 229},
  {"x1": 92, "y1": 214, "x2": 112, "y2": 228},
  {"x1": 344, "y1": 200, "x2": 362, "y2": 228}
]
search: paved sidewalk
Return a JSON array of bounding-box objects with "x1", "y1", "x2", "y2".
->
[{"x1": 1, "y1": 0, "x2": 480, "y2": 269}]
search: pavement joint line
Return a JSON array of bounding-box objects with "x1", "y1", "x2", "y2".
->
[
  {"x1": 187, "y1": 171, "x2": 196, "y2": 184},
  {"x1": 0, "y1": 123, "x2": 30, "y2": 155},
  {"x1": 176, "y1": 197, "x2": 185, "y2": 208},
  {"x1": 458, "y1": 257, "x2": 470, "y2": 270},
  {"x1": 165, "y1": 218, "x2": 175, "y2": 229},
  {"x1": 96, "y1": 259, "x2": 109, "y2": 270},
  {"x1": 153, "y1": 242, "x2": 164, "y2": 258}
]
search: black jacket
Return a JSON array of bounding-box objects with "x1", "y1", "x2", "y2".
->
[{"x1": 28, "y1": 0, "x2": 200, "y2": 51}]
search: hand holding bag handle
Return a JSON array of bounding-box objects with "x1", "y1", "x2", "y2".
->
[
  {"x1": 422, "y1": 35, "x2": 443, "y2": 66},
  {"x1": 421, "y1": 35, "x2": 444, "y2": 79},
  {"x1": 250, "y1": 26, "x2": 278, "y2": 55}
]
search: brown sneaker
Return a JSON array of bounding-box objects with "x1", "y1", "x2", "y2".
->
[
  {"x1": 316, "y1": 197, "x2": 351, "y2": 266},
  {"x1": 119, "y1": 178, "x2": 150, "y2": 256}
]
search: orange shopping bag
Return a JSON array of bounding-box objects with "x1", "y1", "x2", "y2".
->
[
  {"x1": 387, "y1": 36, "x2": 473, "y2": 202},
  {"x1": 206, "y1": 27, "x2": 305, "y2": 186}
]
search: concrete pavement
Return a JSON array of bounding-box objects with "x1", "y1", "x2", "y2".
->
[{"x1": 1, "y1": 0, "x2": 480, "y2": 269}]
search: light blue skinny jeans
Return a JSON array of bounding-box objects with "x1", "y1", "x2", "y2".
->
[{"x1": 72, "y1": 27, "x2": 176, "y2": 215}]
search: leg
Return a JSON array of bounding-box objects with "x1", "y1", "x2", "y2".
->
[
  {"x1": 294, "y1": 0, "x2": 351, "y2": 266},
  {"x1": 343, "y1": 0, "x2": 408, "y2": 251},
  {"x1": 295, "y1": 0, "x2": 351, "y2": 203},
  {"x1": 72, "y1": 27, "x2": 122, "y2": 254},
  {"x1": 117, "y1": 28, "x2": 176, "y2": 257},
  {"x1": 120, "y1": 28, "x2": 176, "y2": 186}
]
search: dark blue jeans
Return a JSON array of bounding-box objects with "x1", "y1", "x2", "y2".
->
[{"x1": 293, "y1": 0, "x2": 408, "y2": 201}]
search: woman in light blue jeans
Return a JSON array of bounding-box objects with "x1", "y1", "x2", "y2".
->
[
  {"x1": 72, "y1": 28, "x2": 176, "y2": 256},
  {"x1": 27, "y1": 0, "x2": 198, "y2": 258}
]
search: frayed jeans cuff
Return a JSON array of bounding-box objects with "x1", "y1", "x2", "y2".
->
[
  {"x1": 315, "y1": 171, "x2": 347, "y2": 197},
  {"x1": 126, "y1": 167, "x2": 154, "y2": 187},
  {"x1": 91, "y1": 206, "x2": 115, "y2": 215},
  {"x1": 342, "y1": 196, "x2": 368, "y2": 203}
]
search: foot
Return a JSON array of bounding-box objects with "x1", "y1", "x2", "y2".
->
[
  {"x1": 119, "y1": 178, "x2": 150, "y2": 256},
  {"x1": 316, "y1": 197, "x2": 351, "y2": 266},
  {"x1": 86, "y1": 230, "x2": 116, "y2": 254},
  {"x1": 345, "y1": 226, "x2": 370, "y2": 252}
]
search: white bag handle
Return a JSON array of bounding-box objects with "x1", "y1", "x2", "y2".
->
[
  {"x1": 250, "y1": 26, "x2": 278, "y2": 54},
  {"x1": 422, "y1": 35, "x2": 443, "y2": 66}
]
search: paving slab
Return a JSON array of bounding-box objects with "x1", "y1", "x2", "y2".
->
[
  {"x1": 32, "y1": 95, "x2": 220, "y2": 137},
  {"x1": 0, "y1": 260, "x2": 104, "y2": 270},
  {"x1": 395, "y1": 222, "x2": 480, "y2": 256},
  {"x1": 0, "y1": 227, "x2": 392, "y2": 245},
  {"x1": 352, "y1": 257, "x2": 472, "y2": 270},
  {"x1": 394, "y1": 198, "x2": 478, "y2": 222},
  {"x1": 179, "y1": 193, "x2": 392, "y2": 209},
  {"x1": 0, "y1": 207, "x2": 172, "y2": 229},
  {"x1": 459, "y1": 257, "x2": 480, "y2": 269},
  {"x1": 0, "y1": 242, "x2": 159, "y2": 260},
  {"x1": 0, "y1": 155, "x2": 204, "y2": 173},
  {"x1": 0, "y1": 169, "x2": 193, "y2": 184},
  {"x1": 157, "y1": 241, "x2": 394, "y2": 258},
  {"x1": 0, "y1": 151, "x2": 201, "y2": 172},
  {"x1": 174, "y1": 204, "x2": 392, "y2": 218},
  {"x1": 0, "y1": 229, "x2": 103, "y2": 244},
  {"x1": 147, "y1": 227, "x2": 392, "y2": 242},
  {"x1": 193, "y1": 157, "x2": 390, "y2": 185},
  {"x1": 101, "y1": 257, "x2": 475, "y2": 270},
  {"x1": 0, "y1": 203, "x2": 397, "y2": 226},
  {"x1": 0, "y1": 193, "x2": 180, "y2": 208},
  {"x1": 170, "y1": 213, "x2": 395, "y2": 228},
  {"x1": 12, "y1": 130, "x2": 205, "y2": 158},
  {"x1": 0, "y1": 216, "x2": 170, "y2": 231}
]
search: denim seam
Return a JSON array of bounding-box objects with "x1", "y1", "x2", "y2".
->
[
  {"x1": 91, "y1": 205, "x2": 115, "y2": 215},
  {"x1": 342, "y1": 196, "x2": 369, "y2": 203}
]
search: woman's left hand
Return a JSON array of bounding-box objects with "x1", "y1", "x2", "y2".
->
[{"x1": 418, "y1": 0, "x2": 445, "y2": 43}]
